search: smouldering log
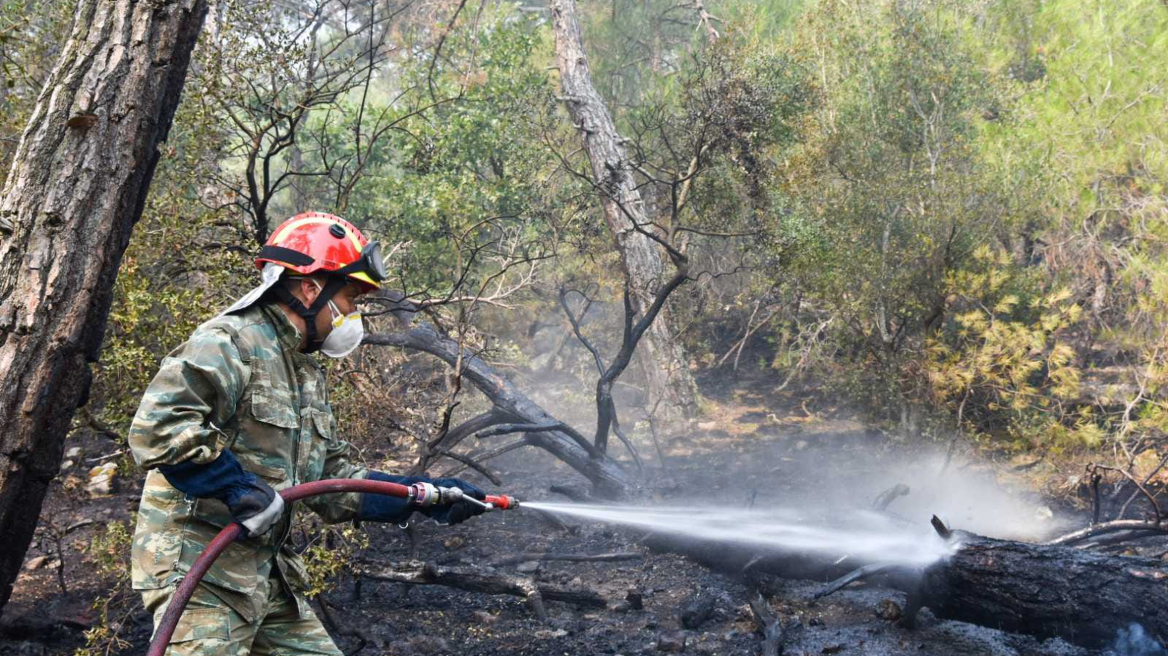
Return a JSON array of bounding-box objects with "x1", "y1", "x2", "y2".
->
[{"x1": 909, "y1": 530, "x2": 1168, "y2": 648}]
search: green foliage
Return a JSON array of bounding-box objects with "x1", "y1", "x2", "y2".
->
[
  {"x1": 299, "y1": 524, "x2": 370, "y2": 598},
  {"x1": 926, "y1": 246, "x2": 1087, "y2": 444},
  {"x1": 89, "y1": 82, "x2": 245, "y2": 435},
  {"x1": 770, "y1": 0, "x2": 1016, "y2": 424},
  {"x1": 76, "y1": 521, "x2": 134, "y2": 656},
  {"x1": 361, "y1": 10, "x2": 568, "y2": 299},
  {"x1": 85, "y1": 520, "x2": 131, "y2": 581},
  {"x1": 983, "y1": 0, "x2": 1168, "y2": 447}
]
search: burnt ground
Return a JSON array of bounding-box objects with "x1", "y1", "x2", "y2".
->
[{"x1": 1, "y1": 383, "x2": 1160, "y2": 656}]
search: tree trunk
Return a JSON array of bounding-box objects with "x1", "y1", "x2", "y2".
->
[
  {"x1": 912, "y1": 532, "x2": 1168, "y2": 648},
  {"x1": 366, "y1": 321, "x2": 635, "y2": 499},
  {"x1": 549, "y1": 0, "x2": 699, "y2": 423},
  {"x1": 0, "y1": 0, "x2": 208, "y2": 615}
]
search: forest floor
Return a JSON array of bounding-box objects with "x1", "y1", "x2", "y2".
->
[{"x1": 0, "y1": 372, "x2": 1157, "y2": 656}]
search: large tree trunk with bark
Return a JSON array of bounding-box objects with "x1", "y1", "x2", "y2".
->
[
  {"x1": 366, "y1": 320, "x2": 635, "y2": 499},
  {"x1": 549, "y1": 0, "x2": 700, "y2": 423},
  {"x1": 0, "y1": 0, "x2": 208, "y2": 615}
]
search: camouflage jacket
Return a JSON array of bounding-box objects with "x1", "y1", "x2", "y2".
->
[{"x1": 128, "y1": 302, "x2": 368, "y2": 621}]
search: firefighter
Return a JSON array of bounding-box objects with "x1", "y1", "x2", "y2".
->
[{"x1": 129, "y1": 212, "x2": 484, "y2": 655}]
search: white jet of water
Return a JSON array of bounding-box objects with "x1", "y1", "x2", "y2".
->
[{"x1": 524, "y1": 502, "x2": 956, "y2": 567}]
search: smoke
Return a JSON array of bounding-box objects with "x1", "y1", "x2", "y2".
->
[
  {"x1": 859, "y1": 453, "x2": 1069, "y2": 541},
  {"x1": 769, "y1": 437, "x2": 1073, "y2": 542},
  {"x1": 1108, "y1": 624, "x2": 1167, "y2": 656}
]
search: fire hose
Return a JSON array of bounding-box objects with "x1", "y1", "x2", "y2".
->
[{"x1": 147, "y1": 478, "x2": 519, "y2": 656}]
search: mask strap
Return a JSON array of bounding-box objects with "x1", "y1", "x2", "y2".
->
[{"x1": 273, "y1": 276, "x2": 347, "y2": 353}]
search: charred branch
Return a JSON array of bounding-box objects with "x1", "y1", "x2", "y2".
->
[
  {"x1": 365, "y1": 320, "x2": 634, "y2": 498},
  {"x1": 361, "y1": 560, "x2": 607, "y2": 620},
  {"x1": 872, "y1": 484, "x2": 910, "y2": 512},
  {"x1": 1045, "y1": 519, "x2": 1168, "y2": 546},
  {"x1": 440, "y1": 438, "x2": 533, "y2": 480},
  {"x1": 810, "y1": 563, "x2": 892, "y2": 601},
  {"x1": 748, "y1": 592, "x2": 790, "y2": 656},
  {"x1": 430, "y1": 449, "x2": 501, "y2": 486}
]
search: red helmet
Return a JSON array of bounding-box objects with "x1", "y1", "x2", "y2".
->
[{"x1": 257, "y1": 212, "x2": 385, "y2": 290}]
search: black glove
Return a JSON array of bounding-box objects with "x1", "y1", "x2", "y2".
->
[
  {"x1": 425, "y1": 477, "x2": 487, "y2": 525},
  {"x1": 158, "y1": 450, "x2": 284, "y2": 537}
]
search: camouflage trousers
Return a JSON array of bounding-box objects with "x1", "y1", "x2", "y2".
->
[{"x1": 142, "y1": 574, "x2": 342, "y2": 656}]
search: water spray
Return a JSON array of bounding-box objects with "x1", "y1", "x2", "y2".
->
[
  {"x1": 522, "y1": 501, "x2": 956, "y2": 567},
  {"x1": 146, "y1": 479, "x2": 519, "y2": 656}
]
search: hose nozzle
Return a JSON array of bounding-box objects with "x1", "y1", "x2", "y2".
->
[
  {"x1": 485, "y1": 494, "x2": 518, "y2": 510},
  {"x1": 407, "y1": 483, "x2": 519, "y2": 512}
]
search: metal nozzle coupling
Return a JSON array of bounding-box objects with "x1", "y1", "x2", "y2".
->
[{"x1": 407, "y1": 482, "x2": 450, "y2": 508}]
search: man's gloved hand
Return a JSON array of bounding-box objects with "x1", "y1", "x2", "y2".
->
[
  {"x1": 221, "y1": 473, "x2": 284, "y2": 537},
  {"x1": 158, "y1": 449, "x2": 284, "y2": 538},
  {"x1": 359, "y1": 471, "x2": 422, "y2": 524},
  {"x1": 358, "y1": 472, "x2": 487, "y2": 525},
  {"x1": 424, "y1": 477, "x2": 487, "y2": 525}
]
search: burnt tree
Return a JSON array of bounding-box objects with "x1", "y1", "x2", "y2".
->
[
  {"x1": 0, "y1": 0, "x2": 208, "y2": 615},
  {"x1": 550, "y1": 0, "x2": 700, "y2": 422},
  {"x1": 365, "y1": 315, "x2": 635, "y2": 499},
  {"x1": 559, "y1": 236, "x2": 689, "y2": 461}
]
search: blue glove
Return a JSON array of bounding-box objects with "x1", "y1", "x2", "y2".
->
[
  {"x1": 358, "y1": 471, "x2": 424, "y2": 524},
  {"x1": 358, "y1": 472, "x2": 487, "y2": 525},
  {"x1": 157, "y1": 450, "x2": 284, "y2": 537}
]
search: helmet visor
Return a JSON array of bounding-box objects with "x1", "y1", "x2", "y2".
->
[
  {"x1": 363, "y1": 241, "x2": 386, "y2": 282},
  {"x1": 337, "y1": 241, "x2": 386, "y2": 285}
]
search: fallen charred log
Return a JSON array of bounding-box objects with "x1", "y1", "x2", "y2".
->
[
  {"x1": 647, "y1": 527, "x2": 1168, "y2": 649},
  {"x1": 643, "y1": 533, "x2": 853, "y2": 583},
  {"x1": 907, "y1": 530, "x2": 1168, "y2": 648}
]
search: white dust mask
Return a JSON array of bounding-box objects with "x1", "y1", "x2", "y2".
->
[{"x1": 313, "y1": 282, "x2": 364, "y2": 358}]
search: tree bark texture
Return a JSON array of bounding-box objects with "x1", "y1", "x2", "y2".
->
[
  {"x1": 913, "y1": 532, "x2": 1168, "y2": 648},
  {"x1": 549, "y1": 0, "x2": 699, "y2": 423},
  {"x1": 0, "y1": 0, "x2": 208, "y2": 615},
  {"x1": 366, "y1": 321, "x2": 635, "y2": 498}
]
